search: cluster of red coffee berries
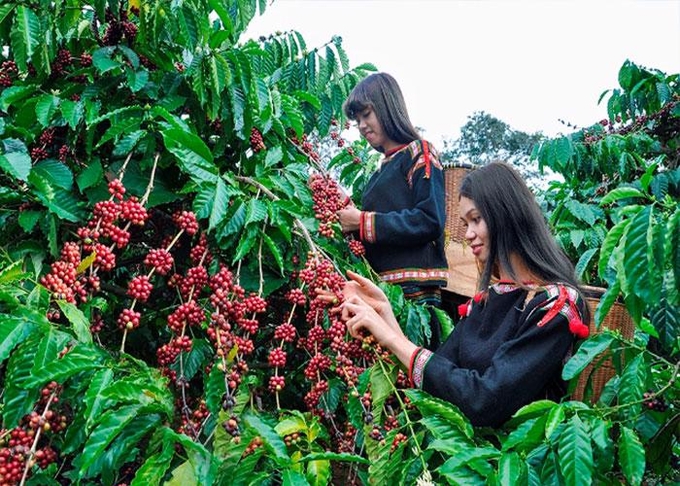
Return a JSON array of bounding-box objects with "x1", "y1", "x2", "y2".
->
[
  {"x1": 290, "y1": 132, "x2": 320, "y2": 162},
  {"x1": 308, "y1": 173, "x2": 349, "y2": 238},
  {"x1": 249, "y1": 127, "x2": 266, "y2": 152},
  {"x1": 101, "y1": 8, "x2": 138, "y2": 45},
  {"x1": 40, "y1": 178, "x2": 148, "y2": 309},
  {"x1": 0, "y1": 60, "x2": 18, "y2": 89},
  {"x1": 0, "y1": 382, "x2": 65, "y2": 485},
  {"x1": 643, "y1": 391, "x2": 669, "y2": 412},
  {"x1": 348, "y1": 238, "x2": 366, "y2": 257}
]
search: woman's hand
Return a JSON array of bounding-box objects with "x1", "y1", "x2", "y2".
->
[
  {"x1": 342, "y1": 296, "x2": 400, "y2": 345},
  {"x1": 341, "y1": 296, "x2": 417, "y2": 365},
  {"x1": 337, "y1": 206, "x2": 361, "y2": 233},
  {"x1": 343, "y1": 271, "x2": 395, "y2": 322}
]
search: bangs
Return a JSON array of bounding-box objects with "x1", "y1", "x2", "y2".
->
[{"x1": 343, "y1": 90, "x2": 371, "y2": 119}]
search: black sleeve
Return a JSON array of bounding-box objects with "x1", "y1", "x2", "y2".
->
[{"x1": 420, "y1": 295, "x2": 579, "y2": 427}]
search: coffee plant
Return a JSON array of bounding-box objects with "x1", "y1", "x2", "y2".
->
[{"x1": 0, "y1": 0, "x2": 677, "y2": 483}]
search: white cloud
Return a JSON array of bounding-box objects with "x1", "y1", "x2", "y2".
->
[{"x1": 243, "y1": 0, "x2": 680, "y2": 145}]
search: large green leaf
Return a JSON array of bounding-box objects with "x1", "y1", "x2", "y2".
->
[
  {"x1": 10, "y1": 6, "x2": 41, "y2": 71},
  {"x1": 242, "y1": 410, "x2": 290, "y2": 465},
  {"x1": 623, "y1": 206, "x2": 654, "y2": 302},
  {"x1": 0, "y1": 314, "x2": 39, "y2": 363},
  {"x1": 209, "y1": 177, "x2": 230, "y2": 230},
  {"x1": 557, "y1": 415, "x2": 593, "y2": 486},
  {"x1": 3, "y1": 336, "x2": 41, "y2": 427},
  {"x1": 562, "y1": 333, "x2": 615, "y2": 380},
  {"x1": 27, "y1": 344, "x2": 103, "y2": 387},
  {"x1": 618, "y1": 426, "x2": 645, "y2": 486},
  {"x1": 84, "y1": 368, "x2": 115, "y2": 432},
  {"x1": 0, "y1": 150, "x2": 32, "y2": 182},
  {"x1": 78, "y1": 403, "x2": 144, "y2": 476},
  {"x1": 35, "y1": 94, "x2": 60, "y2": 127},
  {"x1": 618, "y1": 354, "x2": 646, "y2": 414},
  {"x1": 130, "y1": 438, "x2": 175, "y2": 486},
  {"x1": 33, "y1": 159, "x2": 74, "y2": 190},
  {"x1": 498, "y1": 451, "x2": 526, "y2": 486},
  {"x1": 406, "y1": 389, "x2": 473, "y2": 439},
  {"x1": 162, "y1": 128, "x2": 218, "y2": 185},
  {"x1": 598, "y1": 219, "x2": 631, "y2": 282}
]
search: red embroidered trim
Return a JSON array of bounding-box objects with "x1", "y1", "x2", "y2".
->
[
  {"x1": 385, "y1": 144, "x2": 408, "y2": 157},
  {"x1": 407, "y1": 346, "x2": 423, "y2": 387},
  {"x1": 363, "y1": 212, "x2": 376, "y2": 243},
  {"x1": 358, "y1": 211, "x2": 365, "y2": 241},
  {"x1": 422, "y1": 140, "x2": 431, "y2": 179},
  {"x1": 412, "y1": 349, "x2": 433, "y2": 388},
  {"x1": 537, "y1": 285, "x2": 568, "y2": 327}
]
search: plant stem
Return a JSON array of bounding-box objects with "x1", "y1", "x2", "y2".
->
[{"x1": 19, "y1": 391, "x2": 57, "y2": 486}]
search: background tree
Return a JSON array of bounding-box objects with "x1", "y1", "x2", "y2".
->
[{"x1": 441, "y1": 110, "x2": 547, "y2": 188}]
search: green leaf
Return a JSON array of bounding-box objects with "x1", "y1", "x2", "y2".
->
[
  {"x1": 126, "y1": 68, "x2": 149, "y2": 92},
  {"x1": 562, "y1": 333, "x2": 615, "y2": 380},
  {"x1": 76, "y1": 159, "x2": 104, "y2": 191},
  {"x1": 79, "y1": 404, "x2": 143, "y2": 476},
  {"x1": 623, "y1": 206, "x2": 654, "y2": 302},
  {"x1": 0, "y1": 314, "x2": 39, "y2": 363},
  {"x1": 92, "y1": 46, "x2": 121, "y2": 73},
  {"x1": 33, "y1": 159, "x2": 74, "y2": 190},
  {"x1": 0, "y1": 151, "x2": 32, "y2": 181},
  {"x1": 618, "y1": 426, "x2": 645, "y2": 485},
  {"x1": 245, "y1": 198, "x2": 268, "y2": 226},
  {"x1": 242, "y1": 410, "x2": 290, "y2": 465},
  {"x1": 406, "y1": 389, "x2": 473, "y2": 438},
  {"x1": 35, "y1": 94, "x2": 60, "y2": 127},
  {"x1": 618, "y1": 354, "x2": 646, "y2": 410},
  {"x1": 130, "y1": 439, "x2": 175, "y2": 486},
  {"x1": 0, "y1": 260, "x2": 27, "y2": 284},
  {"x1": 557, "y1": 415, "x2": 593, "y2": 486},
  {"x1": 165, "y1": 460, "x2": 197, "y2": 486},
  {"x1": 598, "y1": 219, "x2": 631, "y2": 282},
  {"x1": 282, "y1": 468, "x2": 310, "y2": 486},
  {"x1": 369, "y1": 361, "x2": 397, "y2": 422},
  {"x1": 498, "y1": 451, "x2": 525, "y2": 486},
  {"x1": 3, "y1": 337, "x2": 41, "y2": 427},
  {"x1": 60, "y1": 99, "x2": 84, "y2": 129},
  {"x1": 261, "y1": 231, "x2": 284, "y2": 275},
  {"x1": 84, "y1": 368, "x2": 115, "y2": 432},
  {"x1": 27, "y1": 345, "x2": 102, "y2": 387},
  {"x1": 600, "y1": 187, "x2": 646, "y2": 205},
  {"x1": 10, "y1": 6, "x2": 41, "y2": 71},
  {"x1": 564, "y1": 200, "x2": 600, "y2": 226},
  {"x1": 56, "y1": 301, "x2": 92, "y2": 343},
  {"x1": 574, "y1": 248, "x2": 597, "y2": 281},
  {"x1": 208, "y1": 178, "x2": 229, "y2": 231},
  {"x1": 162, "y1": 128, "x2": 218, "y2": 185},
  {"x1": 502, "y1": 416, "x2": 546, "y2": 452}
]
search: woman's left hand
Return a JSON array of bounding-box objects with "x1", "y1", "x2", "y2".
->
[
  {"x1": 337, "y1": 206, "x2": 361, "y2": 233},
  {"x1": 342, "y1": 296, "x2": 403, "y2": 346}
]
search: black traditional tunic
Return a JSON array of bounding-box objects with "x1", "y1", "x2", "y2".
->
[
  {"x1": 409, "y1": 282, "x2": 589, "y2": 427},
  {"x1": 358, "y1": 140, "x2": 448, "y2": 289}
]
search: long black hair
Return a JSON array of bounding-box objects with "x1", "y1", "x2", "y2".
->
[
  {"x1": 460, "y1": 162, "x2": 589, "y2": 320},
  {"x1": 343, "y1": 73, "x2": 420, "y2": 151}
]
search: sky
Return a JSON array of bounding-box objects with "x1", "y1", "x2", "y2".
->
[{"x1": 242, "y1": 0, "x2": 680, "y2": 146}]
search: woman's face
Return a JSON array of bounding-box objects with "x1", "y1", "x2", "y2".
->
[
  {"x1": 355, "y1": 106, "x2": 392, "y2": 151},
  {"x1": 460, "y1": 196, "x2": 490, "y2": 264}
]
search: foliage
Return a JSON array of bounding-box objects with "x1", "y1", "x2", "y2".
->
[
  {"x1": 440, "y1": 110, "x2": 547, "y2": 188},
  {"x1": 0, "y1": 1, "x2": 678, "y2": 484}
]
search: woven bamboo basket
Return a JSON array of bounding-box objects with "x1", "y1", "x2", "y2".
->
[
  {"x1": 571, "y1": 285, "x2": 635, "y2": 403},
  {"x1": 443, "y1": 162, "x2": 476, "y2": 243}
]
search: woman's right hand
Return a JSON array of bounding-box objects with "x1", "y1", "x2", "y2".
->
[{"x1": 344, "y1": 271, "x2": 387, "y2": 311}]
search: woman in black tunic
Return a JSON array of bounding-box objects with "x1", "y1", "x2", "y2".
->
[
  {"x1": 337, "y1": 73, "x2": 448, "y2": 312},
  {"x1": 336, "y1": 162, "x2": 591, "y2": 427}
]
